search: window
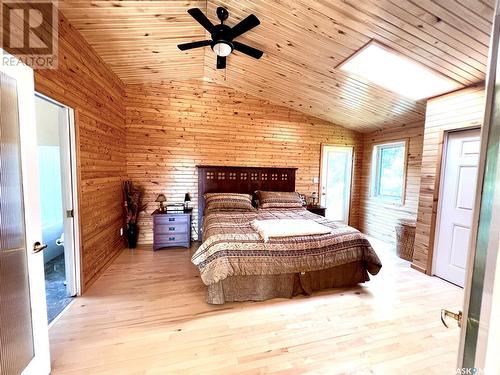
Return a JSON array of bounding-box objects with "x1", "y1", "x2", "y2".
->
[
  {"x1": 338, "y1": 41, "x2": 461, "y2": 100},
  {"x1": 371, "y1": 140, "x2": 407, "y2": 202}
]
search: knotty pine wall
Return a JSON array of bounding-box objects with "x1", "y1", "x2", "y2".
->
[
  {"x1": 359, "y1": 122, "x2": 424, "y2": 243},
  {"x1": 125, "y1": 80, "x2": 363, "y2": 243},
  {"x1": 34, "y1": 14, "x2": 127, "y2": 291},
  {"x1": 412, "y1": 86, "x2": 485, "y2": 274}
]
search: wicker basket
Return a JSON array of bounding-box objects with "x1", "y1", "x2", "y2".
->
[{"x1": 395, "y1": 219, "x2": 416, "y2": 261}]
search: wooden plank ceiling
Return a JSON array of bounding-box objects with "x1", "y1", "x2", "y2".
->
[{"x1": 58, "y1": 0, "x2": 494, "y2": 132}]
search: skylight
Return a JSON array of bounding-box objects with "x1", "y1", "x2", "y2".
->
[{"x1": 338, "y1": 41, "x2": 461, "y2": 101}]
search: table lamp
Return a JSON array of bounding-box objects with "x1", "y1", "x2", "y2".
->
[
  {"x1": 184, "y1": 193, "x2": 191, "y2": 209},
  {"x1": 155, "y1": 194, "x2": 167, "y2": 212}
]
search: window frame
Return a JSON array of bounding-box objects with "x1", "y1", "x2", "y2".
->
[{"x1": 370, "y1": 139, "x2": 408, "y2": 205}]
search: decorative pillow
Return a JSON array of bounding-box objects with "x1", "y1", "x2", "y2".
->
[
  {"x1": 204, "y1": 193, "x2": 254, "y2": 212},
  {"x1": 256, "y1": 191, "x2": 303, "y2": 208}
]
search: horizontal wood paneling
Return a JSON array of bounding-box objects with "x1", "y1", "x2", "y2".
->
[
  {"x1": 359, "y1": 122, "x2": 424, "y2": 244},
  {"x1": 34, "y1": 14, "x2": 127, "y2": 291},
  {"x1": 125, "y1": 79, "x2": 363, "y2": 243},
  {"x1": 58, "y1": 0, "x2": 207, "y2": 82},
  {"x1": 412, "y1": 85, "x2": 485, "y2": 273},
  {"x1": 59, "y1": 0, "x2": 494, "y2": 132}
]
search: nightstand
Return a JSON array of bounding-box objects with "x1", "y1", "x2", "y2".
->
[
  {"x1": 306, "y1": 205, "x2": 326, "y2": 217},
  {"x1": 152, "y1": 208, "x2": 192, "y2": 250}
]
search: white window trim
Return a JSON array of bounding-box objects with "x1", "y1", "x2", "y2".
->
[{"x1": 370, "y1": 139, "x2": 408, "y2": 205}]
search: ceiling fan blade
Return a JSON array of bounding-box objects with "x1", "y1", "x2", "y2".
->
[
  {"x1": 233, "y1": 41, "x2": 263, "y2": 59},
  {"x1": 231, "y1": 14, "x2": 260, "y2": 38},
  {"x1": 177, "y1": 40, "x2": 211, "y2": 51},
  {"x1": 217, "y1": 55, "x2": 226, "y2": 69},
  {"x1": 188, "y1": 8, "x2": 215, "y2": 33}
]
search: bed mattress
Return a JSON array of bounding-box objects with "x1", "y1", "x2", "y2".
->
[{"x1": 192, "y1": 208, "x2": 382, "y2": 286}]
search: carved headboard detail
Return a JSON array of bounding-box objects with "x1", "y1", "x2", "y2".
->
[{"x1": 196, "y1": 165, "x2": 297, "y2": 236}]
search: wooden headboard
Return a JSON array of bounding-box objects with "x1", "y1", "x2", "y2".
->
[{"x1": 196, "y1": 165, "x2": 297, "y2": 235}]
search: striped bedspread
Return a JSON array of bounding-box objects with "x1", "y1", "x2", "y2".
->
[{"x1": 192, "y1": 208, "x2": 382, "y2": 286}]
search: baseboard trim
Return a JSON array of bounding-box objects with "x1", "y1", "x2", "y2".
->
[{"x1": 411, "y1": 263, "x2": 427, "y2": 274}]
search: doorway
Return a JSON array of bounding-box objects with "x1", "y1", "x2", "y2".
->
[
  {"x1": 434, "y1": 128, "x2": 481, "y2": 287},
  {"x1": 320, "y1": 145, "x2": 353, "y2": 224},
  {"x1": 34, "y1": 94, "x2": 80, "y2": 323}
]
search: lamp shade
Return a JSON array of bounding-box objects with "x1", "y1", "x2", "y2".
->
[
  {"x1": 184, "y1": 193, "x2": 191, "y2": 202},
  {"x1": 212, "y1": 41, "x2": 232, "y2": 57},
  {"x1": 155, "y1": 194, "x2": 166, "y2": 203}
]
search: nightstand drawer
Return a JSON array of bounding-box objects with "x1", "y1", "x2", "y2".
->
[
  {"x1": 154, "y1": 215, "x2": 189, "y2": 224},
  {"x1": 155, "y1": 234, "x2": 189, "y2": 244},
  {"x1": 155, "y1": 223, "x2": 188, "y2": 234}
]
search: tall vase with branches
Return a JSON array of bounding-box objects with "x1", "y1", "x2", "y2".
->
[{"x1": 122, "y1": 180, "x2": 147, "y2": 248}]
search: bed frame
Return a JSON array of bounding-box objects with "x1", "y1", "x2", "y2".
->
[{"x1": 196, "y1": 165, "x2": 297, "y2": 235}]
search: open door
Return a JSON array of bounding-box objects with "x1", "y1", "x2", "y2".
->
[
  {"x1": 35, "y1": 94, "x2": 80, "y2": 323},
  {"x1": 455, "y1": 1, "x2": 500, "y2": 373},
  {"x1": 0, "y1": 51, "x2": 50, "y2": 374}
]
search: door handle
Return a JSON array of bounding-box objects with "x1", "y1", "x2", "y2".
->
[
  {"x1": 441, "y1": 309, "x2": 462, "y2": 328},
  {"x1": 33, "y1": 241, "x2": 48, "y2": 254}
]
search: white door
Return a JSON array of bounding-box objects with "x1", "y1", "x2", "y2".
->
[
  {"x1": 320, "y1": 145, "x2": 353, "y2": 223},
  {"x1": 458, "y1": 5, "x2": 500, "y2": 369},
  {"x1": 58, "y1": 104, "x2": 79, "y2": 297},
  {"x1": 435, "y1": 129, "x2": 481, "y2": 287},
  {"x1": 0, "y1": 51, "x2": 50, "y2": 374}
]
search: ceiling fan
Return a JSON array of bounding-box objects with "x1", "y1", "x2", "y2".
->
[{"x1": 177, "y1": 7, "x2": 263, "y2": 69}]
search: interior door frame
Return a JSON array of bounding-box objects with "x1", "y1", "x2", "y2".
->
[
  {"x1": 431, "y1": 127, "x2": 481, "y2": 277},
  {"x1": 319, "y1": 144, "x2": 354, "y2": 224},
  {"x1": 422, "y1": 124, "x2": 483, "y2": 274},
  {"x1": 35, "y1": 92, "x2": 82, "y2": 297}
]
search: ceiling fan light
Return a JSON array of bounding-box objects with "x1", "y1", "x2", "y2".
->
[{"x1": 212, "y1": 41, "x2": 232, "y2": 57}]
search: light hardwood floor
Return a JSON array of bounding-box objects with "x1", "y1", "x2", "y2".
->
[{"x1": 49, "y1": 238, "x2": 463, "y2": 374}]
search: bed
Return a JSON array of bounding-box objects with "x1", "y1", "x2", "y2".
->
[{"x1": 193, "y1": 166, "x2": 382, "y2": 304}]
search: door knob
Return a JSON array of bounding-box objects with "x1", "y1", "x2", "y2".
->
[{"x1": 33, "y1": 241, "x2": 48, "y2": 254}]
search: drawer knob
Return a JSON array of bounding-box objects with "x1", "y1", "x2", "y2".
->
[
  {"x1": 169, "y1": 237, "x2": 175, "y2": 241},
  {"x1": 169, "y1": 227, "x2": 175, "y2": 231},
  {"x1": 168, "y1": 218, "x2": 175, "y2": 222}
]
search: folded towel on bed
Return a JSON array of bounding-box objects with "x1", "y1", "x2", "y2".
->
[{"x1": 252, "y1": 219, "x2": 332, "y2": 242}]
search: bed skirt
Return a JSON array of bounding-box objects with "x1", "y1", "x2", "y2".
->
[{"x1": 206, "y1": 261, "x2": 369, "y2": 304}]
